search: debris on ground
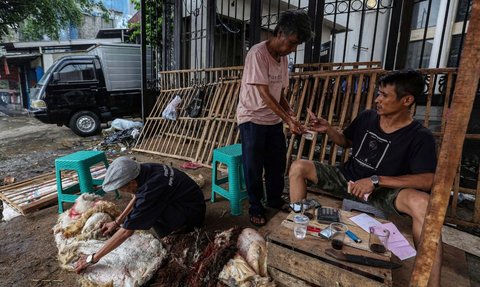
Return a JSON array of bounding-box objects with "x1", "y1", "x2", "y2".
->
[
  {"x1": 154, "y1": 227, "x2": 274, "y2": 287},
  {"x1": 96, "y1": 119, "x2": 143, "y2": 152},
  {"x1": 154, "y1": 227, "x2": 242, "y2": 287},
  {"x1": 53, "y1": 194, "x2": 167, "y2": 287},
  {"x1": 2, "y1": 176, "x2": 15, "y2": 185}
]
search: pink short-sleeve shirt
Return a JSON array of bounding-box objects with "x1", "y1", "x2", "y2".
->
[{"x1": 236, "y1": 41, "x2": 289, "y2": 125}]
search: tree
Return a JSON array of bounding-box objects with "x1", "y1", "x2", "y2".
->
[
  {"x1": 128, "y1": 0, "x2": 163, "y2": 46},
  {"x1": 0, "y1": 0, "x2": 108, "y2": 40}
]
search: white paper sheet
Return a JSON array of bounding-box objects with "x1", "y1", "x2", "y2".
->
[{"x1": 349, "y1": 213, "x2": 382, "y2": 232}]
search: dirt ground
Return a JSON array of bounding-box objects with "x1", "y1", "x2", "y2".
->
[
  {"x1": 1, "y1": 115, "x2": 480, "y2": 287},
  {"x1": 0, "y1": 115, "x2": 256, "y2": 287}
]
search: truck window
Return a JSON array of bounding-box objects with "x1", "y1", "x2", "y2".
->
[{"x1": 58, "y1": 63, "x2": 96, "y2": 82}]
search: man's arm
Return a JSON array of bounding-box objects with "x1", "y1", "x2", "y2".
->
[
  {"x1": 350, "y1": 173, "x2": 434, "y2": 199},
  {"x1": 101, "y1": 195, "x2": 136, "y2": 236},
  {"x1": 116, "y1": 195, "x2": 136, "y2": 224},
  {"x1": 256, "y1": 84, "x2": 303, "y2": 134},
  {"x1": 379, "y1": 173, "x2": 434, "y2": 191},
  {"x1": 307, "y1": 109, "x2": 352, "y2": 148},
  {"x1": 75, "y1": 227, "x2": 135, "y2": 273},
  {"x1": 279, "y1": 91, "x2": 294, "y2": 116}
]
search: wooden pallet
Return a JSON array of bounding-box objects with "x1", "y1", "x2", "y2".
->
[{"x1": 0, "y1": 166, "x2": 106, "y2": 215}]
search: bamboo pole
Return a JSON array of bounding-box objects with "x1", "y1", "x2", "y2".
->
[{"x1": 410, "y1": 1, "x2": 480, "y2": 285}]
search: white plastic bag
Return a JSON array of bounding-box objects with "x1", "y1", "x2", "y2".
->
[
  {"x1": 110, "y1": 118, "x2": 143, "y2": 130},
  {"x1": 162, "y1": 95, "x2": 182, "y2": 120}
]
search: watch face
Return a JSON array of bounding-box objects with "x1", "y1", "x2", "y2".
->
[
  {"x1": 371, "y1": 175, "x2": 379, "y2": 184},
  {"x1": 87, "y1": 254, "x2": 93, "y2": 263}
]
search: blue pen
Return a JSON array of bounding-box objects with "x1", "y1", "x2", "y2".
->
[{"x1": 346, "y1": 230, "x2": 362, "y2": 243}]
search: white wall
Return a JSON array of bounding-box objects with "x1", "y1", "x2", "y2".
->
[{"x1": 326, "y1": 7, "x2": 391, "y2": 63}]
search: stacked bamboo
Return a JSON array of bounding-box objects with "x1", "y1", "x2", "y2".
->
[{"x1": 0, "y1": 165, "x2": 106, "y2": 215}]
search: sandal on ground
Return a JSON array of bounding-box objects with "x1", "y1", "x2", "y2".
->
[
  {"x1": 267, "y1": 200, "x2": 291, "y2": 213},
  {"x1": 249, "y1": 213, "x2": 267, "y2": 227}
]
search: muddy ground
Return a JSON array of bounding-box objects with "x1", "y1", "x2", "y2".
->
[{"x1": 0, "y1": 115, "x2": 253, "y2": 287}]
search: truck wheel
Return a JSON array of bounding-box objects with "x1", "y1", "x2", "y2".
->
[{"x1": 69, "y1": 111, "x2": 101, "y2": 137}]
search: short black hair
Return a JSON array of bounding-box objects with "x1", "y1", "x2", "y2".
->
[
  {"x1": 273, "y1": 10, "x2": 313, "y2": 43},
  {"x1": 378, "y1": 69, "x2": 425, "y2": 101}
]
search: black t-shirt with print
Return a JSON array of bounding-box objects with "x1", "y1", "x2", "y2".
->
[
  {"x1": 123, "y1": 163, "x2": 205, "y2": 231},
  {"x1": 339, "y1": 109, "x2": 437, "y2": 182}
]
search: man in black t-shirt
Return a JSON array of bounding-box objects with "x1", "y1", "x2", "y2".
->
[
  {"x1": 288, "y1": 70, "x2": 441, "y2": 286},
  {"x1": 75, "y1": 157, "x2": 206, "y2": 273}
]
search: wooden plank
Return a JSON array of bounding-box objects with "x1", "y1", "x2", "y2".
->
[
  {"x1": 423, "y1": 73, "x2": 435, "y2": 128},
  {"x1": 297, "y1": 77, "x2": 320, "y2": 158},
  {"x1": 267, "y1": 242, "x2": 390, "y2": 287},
  {"x1": 268, "y1": 266, "x2": 316, "y2": 287},
  {"x1": 410, "y1": 2, "x2": 480, "y2": 285}
]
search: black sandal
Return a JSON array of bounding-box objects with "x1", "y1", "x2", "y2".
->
[{"x1": 249, "y1": 213, "x2": 267, "y2": 227}]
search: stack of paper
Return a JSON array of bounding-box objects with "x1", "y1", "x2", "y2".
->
[{"x1": 350, "y1": 213, "x2": 416, "y2": 260}]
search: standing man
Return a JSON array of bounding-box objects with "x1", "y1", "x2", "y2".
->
[
  {"x1": 237, "y1": 10, "x2": 312, "y2": 226},
  {"x1": 289, "y1": 70, "x2": 441, "y2": 286},
  {"x1": 75, "y1": 156, "x2": 206, "y2": 273}
]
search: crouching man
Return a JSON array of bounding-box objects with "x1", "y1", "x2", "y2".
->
[
  {"x1": 289, "y1": 70, "x2": 441, "y2": 286},
  {"x1": 75, "y1": 156, "x2": 206, "y2": 273}
]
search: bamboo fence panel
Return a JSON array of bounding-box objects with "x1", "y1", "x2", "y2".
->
[
  {"x1": 0, "y1": 165, "x2": 106, "y2": 215},
  {"x1": 134, "y1": 79, "x2": 242, "y2": 166},
  {"x1": 135, "y1": 66, "x2": 479, "y2": 228}
]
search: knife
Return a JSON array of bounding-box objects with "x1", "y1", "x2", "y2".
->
[{"x1": 325, "y1": 248, "x2": 402, "y2": 269}]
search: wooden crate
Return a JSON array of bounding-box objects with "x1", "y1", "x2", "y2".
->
[{"x1": 267, "y1": 226, "x2": 393, "y2": 287}]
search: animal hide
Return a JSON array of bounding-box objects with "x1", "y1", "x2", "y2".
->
[
  {"x1": 218, "y1": 255, "x2": 275, "y2": 287},
  {"x1": 237, "y1": 228, "x2": 267, "y2": 276},
  {"x1": 219, "y1": 228, "x2": 274, "y2": 287},
  {"x1": 53, "y1": 195, "x2": 167, "y2": 287},
  {"x1": 154, "y1": 227, "x2": 242, "y2": 287}
]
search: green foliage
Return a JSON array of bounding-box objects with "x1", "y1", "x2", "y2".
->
[
  {"x1": 128, "y1": 0, "x2": 163, "y2": 46},
  {"x1": 0, "y1": 0, "x2": 108, "y2": 40}
]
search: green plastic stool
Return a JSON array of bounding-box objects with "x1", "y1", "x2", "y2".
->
[
  {"x1": 55, "y1": 150, "x2": 117, "y2": 213},
  {"x1": 211, "y1": 144, "x2": 247, "y2": 216}
]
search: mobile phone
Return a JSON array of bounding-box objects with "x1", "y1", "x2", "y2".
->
[
  {"x1": 290, "y1": 202, "x2": 302, "y2": 213},
  {"x1": 319, "y1": 226, "x2": 333, "y2": 239}
]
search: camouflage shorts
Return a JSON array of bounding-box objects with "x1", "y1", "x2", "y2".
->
[{"x1": 307, "y1": 162, "x2": 403, "y2": 216}]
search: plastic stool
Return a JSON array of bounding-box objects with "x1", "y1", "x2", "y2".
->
[
  {"x1": 211, "y1": 144, "x2": 247, "y2": 216},
  {"x1": 55, "y1": 150, "x2": 117, "y2": 213}
]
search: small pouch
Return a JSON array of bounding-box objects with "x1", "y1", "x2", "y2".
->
[{"x1": 316, "y1": 207, "x2": 340, "y2": 224}]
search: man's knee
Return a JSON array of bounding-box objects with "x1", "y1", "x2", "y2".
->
[
  {"x1": 396, "y1": 189, "x2": 430, "y2": 220},
  {"x1": 289, "y1": 160, "x2": 315, "y2": 180}
]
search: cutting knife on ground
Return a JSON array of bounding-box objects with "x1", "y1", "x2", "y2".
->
[{"x1": 325, "y1": 248, "x2": 402, "y2": 269}]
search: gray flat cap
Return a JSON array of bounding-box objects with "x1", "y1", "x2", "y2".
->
[{"x1": 102, "y1": 157, "x2": 141, "y2": 192}]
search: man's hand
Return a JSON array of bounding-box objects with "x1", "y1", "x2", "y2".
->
[
  {"x1": 287, "y1": 118, "x2": 306, "y2": 135},
  {"x1": 101, "y1": 221, "x2": 119, "y2": 237},
  {"x1": 75, "y1": 254, "x2": 91, "y2": 274},
  {"x1": 307, "y1": 108, "x2": 330, "y2": 133},
  {"x1": 349, "y1": 178, "x2": 375, "y2": 200}
]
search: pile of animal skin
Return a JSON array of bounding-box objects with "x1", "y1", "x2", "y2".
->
[
  {"x1": 155, "y1": 227, "x2": 275, "y2": 287},
  {"x1": 53, "y1": 194, "x2": 167, "y2": 287}
]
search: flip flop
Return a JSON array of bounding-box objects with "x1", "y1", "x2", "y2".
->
[
  {"x1": 181, "y1": 161, "x2": 203, "y2": 169},
  {"x1": 249, "y1": 213, "x2": 266, "y2": 227}
]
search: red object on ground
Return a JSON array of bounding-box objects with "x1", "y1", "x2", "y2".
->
[{"x1": 181, "y1": 162, "x2": 203, "y2": 169}]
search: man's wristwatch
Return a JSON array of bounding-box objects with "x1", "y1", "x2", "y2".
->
[
  {"x1": 370, "y1": 175, "x2": 380, "y2": 188},
  {"x1": 86, "y1": 253, "x2": 96, "y2": 264}
]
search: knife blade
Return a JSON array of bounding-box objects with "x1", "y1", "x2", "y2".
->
[{"x1": 325, "y1": 248, "x2": 402, "y2": 269}]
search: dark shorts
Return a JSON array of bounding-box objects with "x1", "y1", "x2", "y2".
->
[{"x1": 308, "y1": 162, "x2": 403, "y2": 216}]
